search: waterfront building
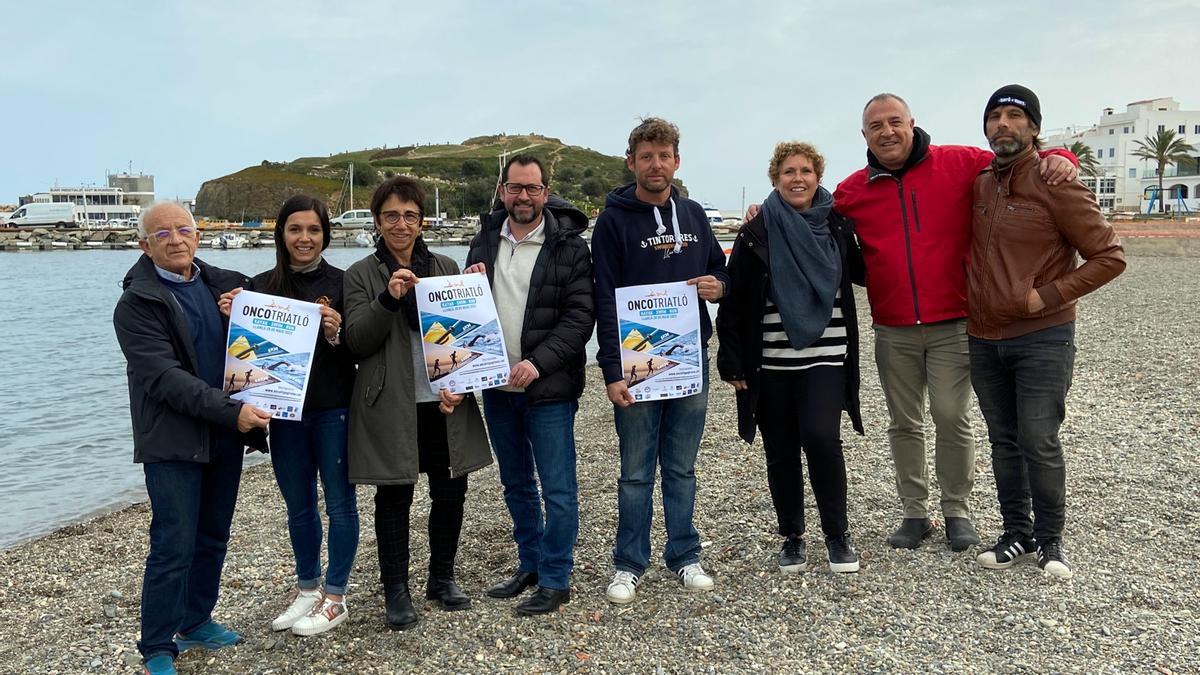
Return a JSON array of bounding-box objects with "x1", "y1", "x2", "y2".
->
[
  {"x1": 19, "y1": 186, "x2": 140, "y2": 228},
  {"x1": 1044, "y1": 97, "x2": 1200, "y2": 213},
  {"x1": 107, "y1": 172, "x2": 155, "y2": 207}
]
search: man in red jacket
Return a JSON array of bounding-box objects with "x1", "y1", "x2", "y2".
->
[{"x1": 833, "y1": 93, "x2": 1077, "y2": 552}]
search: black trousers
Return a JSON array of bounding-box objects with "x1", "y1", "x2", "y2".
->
[
  {"x1": 375, "y1": 402, "x2": 469, "y2": 585},
  {"x1": 756, "y1": 366, "x2": 849, "y2": 538}
]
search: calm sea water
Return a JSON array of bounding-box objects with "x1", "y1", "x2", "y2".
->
[{"x1": 0, "y1": 246, "x2": 471, "y2": 550}]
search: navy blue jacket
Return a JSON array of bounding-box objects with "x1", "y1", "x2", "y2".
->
[
  {"x1": 114, "y1": 255, "x2": 267, "y2": 463},
  {"x1": 592, "y1": 184, "x2": 730, "y2": 385}
]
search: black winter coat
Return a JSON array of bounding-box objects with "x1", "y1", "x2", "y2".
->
[
  {"x1": 716, "y1": 210, "x2": 865, "y2": 443},
  {"x1": 114, "y1": 255, "x2": 268, "y2": 463},
  {"x1": 467, "y1": 197, "x2": 595, "y2": 404}
]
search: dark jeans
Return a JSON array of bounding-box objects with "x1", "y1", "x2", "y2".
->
[
  {"x1": 481, "y1": 390, "x2": 579, "y2": 591},
  {"x1": 756, "y1": 366, "x2": 849, "y2": 538},
  {"x1": 969, "y1": 323, "x2": 1075, "y2": 543},
  {"x1": 374, "y1": 403, "x2": 468, "y2": 585},
  {"x1": 612, "y1": 359, "x2": 709, "y2": 575},
  {"x1": 269, "y1": 408, "x2": 359, "y2": 596},
  {"x1": 138, "y1": 438, "x2": 243, "y2": 660}
]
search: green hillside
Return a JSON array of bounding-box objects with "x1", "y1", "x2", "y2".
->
[{"x1": 194, "y1": 134, "x2": 687, "y2": 221}]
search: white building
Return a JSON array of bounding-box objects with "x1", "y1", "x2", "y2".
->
[
  {"x1": 1044, "y1": 97, "x2": 1200, "y2": 214},
  {"x1": 23, "y1": 186, "x2": 141, "y2": 227}
]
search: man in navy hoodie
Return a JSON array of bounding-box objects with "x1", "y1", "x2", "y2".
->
[{"x1": 592, "y1": 117, "x2": 730, "y2": 604}]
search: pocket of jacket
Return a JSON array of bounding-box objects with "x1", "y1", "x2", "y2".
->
[{"x1": 364, "y1": 363, "x2": 386, "y2": 406}]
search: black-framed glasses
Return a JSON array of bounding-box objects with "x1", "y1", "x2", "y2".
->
[
  {"x1": 380, "y1": 210, "x2": 421, "y2": 225},
  {"x1": 148, "y1": 226, "x2": 196, "y2": 241},
  {"x1": 502, "y1": 182, "x2": 547, "y2": 196}
]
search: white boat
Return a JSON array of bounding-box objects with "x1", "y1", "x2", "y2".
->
[
  {"x1": 212, "y1": 232, "x2": 248, "y2": 249},
  {"x1": 701, "y1": 203, "x2": 723, "y2": 227},
  {"x1": 353, "y1": 229, "x2": 375, "y2": 247}
]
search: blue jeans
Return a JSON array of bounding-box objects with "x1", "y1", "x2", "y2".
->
[
  {"x1": 612, "y1": 360, "x2": 709, "y2": 575},
  {"x1": 969, "y1": 323, "x2": 1075, "y2": 543},
  {"x1": 138, "y1": 438, "x2": 243, "y2": 660},
  {"x1": 269, "y1": 408, "x2": 359, "y2": 596},
  {"x1": 481, "y1": 390, "x2": 579, "y2": 591}
]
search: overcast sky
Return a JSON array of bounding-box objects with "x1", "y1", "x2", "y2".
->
[{"x1": 4, "y1": 0, "x2": 1195, "y2": 211}]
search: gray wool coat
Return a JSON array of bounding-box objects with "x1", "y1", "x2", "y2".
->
[{"x1": 342, "y1": 250, "x2": 492, "y2": 484}]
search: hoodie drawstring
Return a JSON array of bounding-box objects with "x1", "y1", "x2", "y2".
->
[{"x1": 652, "y1": 198, "x2": 684, "y2": 255}]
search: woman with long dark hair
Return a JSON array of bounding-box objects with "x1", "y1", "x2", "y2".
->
[{"x1": 218, "y1": 195, "x2": 359, "y2": 636}]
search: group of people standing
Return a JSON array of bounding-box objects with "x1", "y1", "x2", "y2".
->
[{"x1": 115, "y1": 85, "x2": 1124, "y2": 675}]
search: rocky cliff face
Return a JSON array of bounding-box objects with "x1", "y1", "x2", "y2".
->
[{"x1": 194, "y1": 171, "x2": 342, "y2": 221}]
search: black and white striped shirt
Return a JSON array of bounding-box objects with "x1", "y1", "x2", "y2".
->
[{"x1": 761, "y1": 290, "x2": 848, "y2": 370}]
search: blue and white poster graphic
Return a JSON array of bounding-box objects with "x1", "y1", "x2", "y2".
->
[
  {"x1": 223, "y1": 290, "x2": 321, "y2": 420},
  {"x1": 615, "y1": 281, "x2": 703, "y2": 401},
  {"x1": 416, "y1": 273, "x2": 510, "y2": 395}
]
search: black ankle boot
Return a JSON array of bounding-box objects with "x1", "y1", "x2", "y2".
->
[
  {"x1": 426, "y1": 576, "x2": 471, "y2": 611},
  {"x1": 383, "y1": 581, "x2": 419, "y2": 630}
]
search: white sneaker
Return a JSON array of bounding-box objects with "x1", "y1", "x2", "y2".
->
[
  {"x1": 291, "y1": 595, "x2": 348, "y2": 636},
  {"x1": 270, "y1": 588, "x2": 322, "y2": 631},
  {"x1": 605, "y1": 571, "x2": 640, "y2": 604},
  {"x1": 676, "y1": 563, "x2": 715, "y2": 591}
]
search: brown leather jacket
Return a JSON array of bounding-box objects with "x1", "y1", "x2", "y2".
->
[{"x1": 969, "y1": 147, "x2": 1126, "y2": 340}]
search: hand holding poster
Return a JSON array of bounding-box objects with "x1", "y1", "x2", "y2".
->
[
  {"x1": 614, "y1": 281, "x2": 704, "y2": 401},
  {"x1": 223, "y1": 290, "x2": 322, "y2": 420},
  {"x1": 415, "y1": 273, "x2": 510, "y2": 395}
]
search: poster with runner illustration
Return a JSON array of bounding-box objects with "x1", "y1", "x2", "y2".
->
[
  {"x1": 416, "y1": 273, "x2": 510, "y2": 395},
  {"x1": 614, "y1": 281, "x2": 703, "y2": 401},
  {"x1": 223, "y1": 290, "x2": 321, "y2": 420}
]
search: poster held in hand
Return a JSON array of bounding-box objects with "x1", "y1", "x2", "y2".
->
[
  {"x1": 415, "y1": 272, "x2": 510, "y2": 394},
  {"x1": 614, "y1": 281, "x2": 703, "y2": 401},
  {"x1": 223, "y1": 290, "x2": 322, "y2": 420}
]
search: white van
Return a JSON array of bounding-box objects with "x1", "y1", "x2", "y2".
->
[
  {"x1": 331, "y1": 209, "x2": 373, "y2": 228},
  {"x1": 6, "y1": 203, "x2": 78, "y2": 228}
]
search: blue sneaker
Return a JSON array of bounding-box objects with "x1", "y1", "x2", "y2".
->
[
  {"x1": 143, "y1": 654, "x2": 177, "y2": 675},
  {"x1": 174, "y1": 620, "x2": 243, "y2": 651}
]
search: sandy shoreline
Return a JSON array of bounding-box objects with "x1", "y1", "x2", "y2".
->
[{"x1": 1, "y1": 255, "x2": 1197, "y2": 674}]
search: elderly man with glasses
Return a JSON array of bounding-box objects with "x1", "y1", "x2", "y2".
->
[
  {"x1": 113, "y1": 202, "x2": 272, "y2": 675},
  {"x1": 464, "y1": 154, "x2": 594, "y2": 615}
]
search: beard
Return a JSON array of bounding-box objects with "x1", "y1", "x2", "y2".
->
[
  {"x1": 989, "y1": 134, "x2": 1028, "y2": 159},
  {"x1": 508, "y1": 202, "x2": 542, "y2": 225}
]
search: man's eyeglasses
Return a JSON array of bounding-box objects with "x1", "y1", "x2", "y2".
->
[
  {"x1": 148, "y1": 226, "x2": 196, "y2": 241},
  {"x1": 380, "y1": 210, "x2": 422, "y2": 225},
  {"x1": 502, "y1": 183, "x2": 547, "y2": 196}
]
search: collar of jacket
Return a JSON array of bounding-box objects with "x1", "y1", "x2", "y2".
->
[
  {"x1": 986, "y1": 145, "x2": 1040, "y2": 195},
  {"x1": 866, "y1": 126, "x2": 932, "y2": 181}
]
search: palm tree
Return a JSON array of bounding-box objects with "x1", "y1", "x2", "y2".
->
[
  {"x1": 1065, "y1": 140, "x2": 1100, "y2": 178},
  {"x1": 1131, "y1": 129, "x2": 1198, "y2": 212}
]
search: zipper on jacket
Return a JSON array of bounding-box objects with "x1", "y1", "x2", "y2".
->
[
  {"x1": 896, "y1": 179, "x2": 922, "y2": 324},
  {"x1": 910, "y1": 190, "x2": 921, "y2": 233}
]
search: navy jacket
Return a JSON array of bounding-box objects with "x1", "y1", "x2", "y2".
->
[
  {"x1": 467, "y1": 196, "x2": 595, "y2": 403},
  {"x1": 114, "y1": 255, "x2": 266, "y2": 463},
  {"x1": 591, "y1": 183, "x2": 730, "y2": 384}
]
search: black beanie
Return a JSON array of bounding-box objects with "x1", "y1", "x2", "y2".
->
[{"x1": 984, "y1": 84, "x2": 1042, "y2": 132}]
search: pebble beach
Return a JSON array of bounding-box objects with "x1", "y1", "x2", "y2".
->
[{"x1": 0, "y1": 254, "x2": 1197, "y2": 674}]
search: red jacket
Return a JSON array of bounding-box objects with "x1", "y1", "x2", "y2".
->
[{"x1": 834, "y1": 136, "x2": 1074, "y2": 327}]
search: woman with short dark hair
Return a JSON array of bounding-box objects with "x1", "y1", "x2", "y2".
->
[{"x1": 342, "y1": 176, "x2": 492, "y2": 630}]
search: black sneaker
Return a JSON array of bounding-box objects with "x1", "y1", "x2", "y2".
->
[
  {"x1": 1037, "y1": 539, "x2": 1074, "y2": 579},
  {"x1": 778, "y1": 536, "x2": 806, "y2": 574},
  {"x1": 976, "y1": 531, "x2": 1036, "y2": 570},
  {"x1": 825, "y1": 533, "x2": 860, "y2": 573}
]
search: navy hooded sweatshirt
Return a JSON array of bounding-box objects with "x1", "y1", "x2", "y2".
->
[{"x1": 592, "y1": 183, "x2": 730, "y2": 385}]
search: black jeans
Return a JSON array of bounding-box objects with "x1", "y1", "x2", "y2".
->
[
  {"x1": 756, "y1": 366, "x2": 849, "y2": 538},
  {"x1": 374, "y1": 403, "x2": 468, "y2": 585},
  {"x1": 969, "y1": 323, "x2": 1075, "y2": 543}
]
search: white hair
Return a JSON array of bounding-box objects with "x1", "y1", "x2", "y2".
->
[{"x1": 137, "y1": 201, "x2": 197, "y2": 239}]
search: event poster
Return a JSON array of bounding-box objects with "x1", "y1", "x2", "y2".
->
[
  {"x1": 223, "y1": 290, "x2": 322, "y2": 420},
  {"x1": 614, "y1": 281, "x2": 703, "y2": 401},
  {"x1": 415, "y1": 273, "x2": 510, "y2": 395}
]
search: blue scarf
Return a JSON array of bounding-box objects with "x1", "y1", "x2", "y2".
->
[{"x1": 761, "y1": 186, "x2": 840, "y2": 349}]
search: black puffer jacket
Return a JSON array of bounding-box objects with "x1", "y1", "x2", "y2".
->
[
  {"x1": 467, "y1": 196, "x2": 595, "y2": 403},
  {"x1": 716, "y1": 210, "x2": 865, "y2": 443},
  {"x1": 114, "y1": 255, "x2": 268, "y2": 463}
]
